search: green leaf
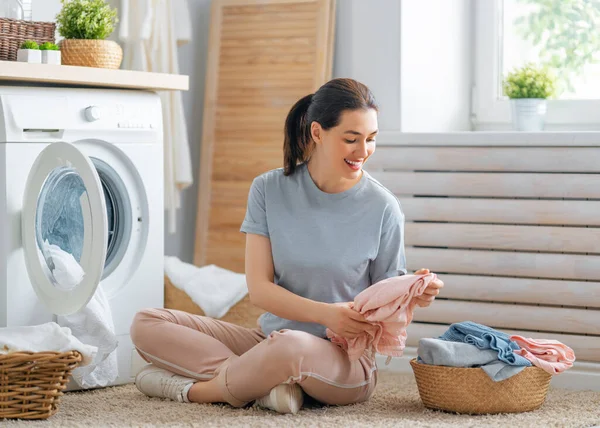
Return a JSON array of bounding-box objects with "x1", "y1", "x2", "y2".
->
[{"x1": 55, "y1": 0, "x2": 118, "y2": 40}]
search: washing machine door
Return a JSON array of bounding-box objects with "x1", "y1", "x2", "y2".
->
[{"x1": 21, "y1": 141, "x2": 108, "y2": 316}]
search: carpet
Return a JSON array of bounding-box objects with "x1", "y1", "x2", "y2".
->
[{"x1": 4, "y1": 370, "x2": 600, "y2": 428}]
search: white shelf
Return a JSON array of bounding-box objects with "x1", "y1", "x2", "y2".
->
[{"x1": 0, "y1": 60, "x2": 188, "y2": 91}]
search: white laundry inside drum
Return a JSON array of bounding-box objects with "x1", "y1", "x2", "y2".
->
[
  {"x1": 35, "y1": 166, "x2": 89, "y2": 291},
  {"x1": 41, "y1": 240, "x2": 85, "y2": 290}
]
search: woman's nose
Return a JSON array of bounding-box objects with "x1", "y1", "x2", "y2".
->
[{"x1": 355, "y1": 141, "x2": 369, "y2": 158}]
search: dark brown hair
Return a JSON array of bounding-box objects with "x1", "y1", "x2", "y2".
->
[{"x1": 283, "y1": 78, "x2": 378, "y2": 175}]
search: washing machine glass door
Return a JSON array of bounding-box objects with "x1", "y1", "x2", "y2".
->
[{"x1": 21, "y1": 142, "x2": 108, "y2": 316}]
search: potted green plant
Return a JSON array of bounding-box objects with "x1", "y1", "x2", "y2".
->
[
  {"x1": 17, "y1": 40, "x2": 41, "y2": 64},
  {"x1": 55, "y1": 0, "x2": 121, "y2": 69},
  {"x1": 503, "y1": 63, "x2": 556, "y2": 131},
  {"x1": 39, "y1": 42, "x2": 61, "y2": 65}
]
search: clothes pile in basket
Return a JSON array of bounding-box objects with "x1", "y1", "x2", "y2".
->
[
  {"x1": 0, "y1": 323, "x2": 97, "y2": 364},
  {"x1": 417, "y1": 321, "x2": 575, "y2": 382}
]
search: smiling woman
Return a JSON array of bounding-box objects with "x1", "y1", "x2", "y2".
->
[{"x1": 129, "y1": 77, "x2": 443, "y2": 415}]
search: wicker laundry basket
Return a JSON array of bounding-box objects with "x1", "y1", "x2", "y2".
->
[
  {"x1": 0, "y1": 351, "x2": 82, "y2": 420},
  {"x1": 410, "y1": 358, "x2": 552, "y2": 415},
  {"x1": 0, "y1": 18, "x2": 56, "y2": 61}
]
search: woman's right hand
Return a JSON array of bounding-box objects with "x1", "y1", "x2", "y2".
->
[{"x1": 321, "y1": 302, "x2": 376, "y2": 339}]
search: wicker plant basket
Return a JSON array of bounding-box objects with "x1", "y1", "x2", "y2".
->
[
  {"x1": 59, "y1": 39, "x2": 122, "y2": 69},
  {"x1": 410, "y1": 358, "x2": 552, "y2": 415},
  {"x1": 0, "y1": 351, "x2": 82, "y2": 420},
  {"x1": 0, "y1": 18, "x2": 56, "y2": 61}
]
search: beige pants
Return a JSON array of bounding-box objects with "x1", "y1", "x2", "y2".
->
[{"x1": 130, "y1": 308, "x2": 378, "y2": 407}]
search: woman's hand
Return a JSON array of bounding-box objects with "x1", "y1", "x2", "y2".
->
[
  {"x1": 414, "y1": 268, "x2": 444, "y2": 308},
  {"x1": 321, "y1": 302, "x2": 376, "y2": 339}
]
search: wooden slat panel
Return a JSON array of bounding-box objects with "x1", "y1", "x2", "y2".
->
[
  {"x1": 371, "y1": 171, "x2": 600, "y2": 199},
  {"x1": 220, "y1": 37, "x2": 316, "y2": 49},
  {"x1": 433, "y1": 274, "x2": 600, "y2": 308},
  {"x1": 195, "y1": 0, "x2": 335, "y2": 272},
  {"x1": 219, "y1": 53, "x2": 314, "y2": 65},
  {"x1": 210, "y1": 181, "x2": 250, "y2": 207},
  {"x1": 222, "y1": 2, "x2": 319, "y2": 15},
  {"x1": 219, "y1": 63, "x2": 315, "y2": 74},
  {"x1": 406, "y1": 323, "x2": 600, "y2": 362},
  {"x1": 367, "y1": 147, "x2": 600, "y2": 173},
  {"x1": 413, "y1": 300, "x2": 600, "y2": 336},
  {"x1": 398, "y1": 197, "x2": 600, "y2": 226},
  {"x1": 406, "y1": 247, "x2": 600, "y2": 281},
  {"x1": 222, "y1": 11, "x2": 317, "y2": 23},
  {"x1": 221, "y1": 19, "x2": 318, "y2": 34},
  {"x1": 406, "y1": 223, "x2": 600, "y2": 254}
]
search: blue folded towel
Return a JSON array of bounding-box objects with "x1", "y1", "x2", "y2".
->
[
  {"x1": 438, "y1": 321, "x2": 531, "y2": 367},
  {"x1": 417, "y1": 338, "x2": 525, "y2": 381}
]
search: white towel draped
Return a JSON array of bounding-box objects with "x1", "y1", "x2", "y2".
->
[{"x1": 119, "y1": 0, "x2": 193, "y2": 233}]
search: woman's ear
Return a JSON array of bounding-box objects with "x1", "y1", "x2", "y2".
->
[{"x1": 310, "y1": 121, "x2": 322, "y2": 145}]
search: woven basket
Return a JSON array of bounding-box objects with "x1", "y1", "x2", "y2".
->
[
  {"x1": 59, "y1": 39, "x2": 122, "y2": 69},
  {"x1": 0, "y1": 351, "x2": 82, "y2": 420},
  {"x1": 0, "y1": 18, "x2": 56, "y2": 61},
  {"x1": 410, "y1": 358, "x2": 552, "y2": 415},
  {"x1": 164, "y1": 275, "x2": 264, "y2": 328}
]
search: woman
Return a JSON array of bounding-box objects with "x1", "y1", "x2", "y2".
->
[{"x1": 130, "y1": 78, "x2": 444, "y2": 414}]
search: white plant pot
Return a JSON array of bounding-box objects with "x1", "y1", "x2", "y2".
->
[
  {"x1": 42, "y1": 50, "x2": 61, "y2": 65},
  {"x1": 510, "y1": 98, "x2": 547, "y2": 131},
  {"x1": 16, "y1": 49, "x2": 41, "y2": 64}
]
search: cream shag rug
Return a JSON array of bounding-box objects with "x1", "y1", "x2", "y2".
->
[{"x1": 5, "y1": 371, "x2": 600, "y2": 428}]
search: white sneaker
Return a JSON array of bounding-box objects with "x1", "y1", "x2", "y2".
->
[
  {"x1": 135, "y1": 365, "x2": 195, "y2": 403},
  {"x1": 255, "y1": 383, "x2": 304, "y2": 414}
]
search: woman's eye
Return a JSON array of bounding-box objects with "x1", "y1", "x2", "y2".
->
[
  {"x1": 367, "y1": 139, "x2": 376, "y2": 143},
  {"x1": 345, "y1": 139, "x2": 356, "y2": 143}
]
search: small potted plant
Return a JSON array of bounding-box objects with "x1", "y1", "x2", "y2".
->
[
  {"x1": 55, "y1": 0, "x2": 121, "y2": 69},
  {"x1": 17, "y1": 40, "x2": 41, "y2": 64},
  {"x1": 503, "y1": 63, "x2": 556, "y2": 131},
  {"x1": 39, "y1": 42, "x2": 61, "y2": 65}
]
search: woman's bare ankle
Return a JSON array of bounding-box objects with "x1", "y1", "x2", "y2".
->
[{"x1": 187, "y1": 378, "x2": 225, "y2": 403}]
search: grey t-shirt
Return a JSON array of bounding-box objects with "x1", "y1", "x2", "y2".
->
[{"x1": 240, "y1": 162, "x2": 407, "y2": 338}]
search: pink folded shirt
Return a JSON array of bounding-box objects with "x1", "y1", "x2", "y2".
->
[
  {"x1": 327, "y1": 273, "x2": 436, "y2": 362},
  {"x1": 510, "y1": 335, "x2": 576, "y2": 374}
]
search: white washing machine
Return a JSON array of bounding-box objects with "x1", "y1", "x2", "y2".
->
[{"x1": 0, "y1": 85, "x2": 164, "y2": 388}]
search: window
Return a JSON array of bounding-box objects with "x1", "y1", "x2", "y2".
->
[{"x1": 473, "y1": 0, "x2": 600, "y2": 130}]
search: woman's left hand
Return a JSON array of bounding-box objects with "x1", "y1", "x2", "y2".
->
[{"x1": 413, "y1": 268, "x2": 443, "y2": 308}]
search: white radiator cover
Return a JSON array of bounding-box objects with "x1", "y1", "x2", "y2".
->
[{"x1": 366, "y1": 140, "x2": 600, "y2": 391}]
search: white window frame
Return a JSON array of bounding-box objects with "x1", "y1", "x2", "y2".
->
[{"x1": 472, "y1": 0, "x2": 600, "y2": 130}]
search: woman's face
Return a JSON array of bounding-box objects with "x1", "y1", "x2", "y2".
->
[{"x1": 311, "y1": 108, "x2": 378, "y2": 180}]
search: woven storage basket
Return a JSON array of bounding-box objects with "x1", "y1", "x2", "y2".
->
[
  {"x1": 0, "y1": 351, "x2": 82, "y2": 420},
  {"x1": 0, "y1": 18, "x2": 56, "y2": 61},
  {"x1": 164, "y1": 275, "x2": 264, "y2": 328},
  {"x1": 59, "y1": 39, "x2": 122, "y2": 69},
  {"x1": 410, "y1": 358, "x2": 552, "y2": 415}
]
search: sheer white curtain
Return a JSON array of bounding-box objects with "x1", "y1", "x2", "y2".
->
[{"x1": 119, "y1": 0, "x2": 193, "y2": 234}]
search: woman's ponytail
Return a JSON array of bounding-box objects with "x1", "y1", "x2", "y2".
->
[{"x1": 283, "y1": 93, "x2": 313, "y2": 176}]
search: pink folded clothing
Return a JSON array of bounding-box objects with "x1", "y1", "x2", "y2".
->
[
  {"x1": 510, "y1": 335, "x2": 576, "y2": 375},
  {"x1": 327, "y1": 273, "x2": 436, "y2": 362}
]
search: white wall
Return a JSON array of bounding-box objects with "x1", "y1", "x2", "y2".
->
[
  {"x1": 400, "y1": 0, "x2": 472, "y2": 132},
  {"x1": 31, "y1": 0, "x2": 60, "y2": 22},
  {"x1": 333, "y1": 0, "x2": 402, "y2": 132}
]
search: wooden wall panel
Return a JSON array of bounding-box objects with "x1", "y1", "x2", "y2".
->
[{"x1": 194, "y1": 0, "x2": 336, "y2": 273}]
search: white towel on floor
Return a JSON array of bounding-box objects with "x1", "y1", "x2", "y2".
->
[
  {"x1": 57, "y1": 285, "x2": 119, "y2": 389},
  {"x1": 164, "y1": 256, "x2": 248, "y2": 319},
  {"x1": 0, "y1": 322, "x2": 97, "y2": 366}
]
